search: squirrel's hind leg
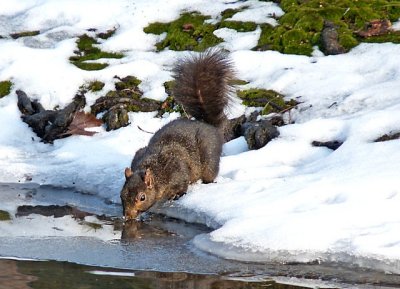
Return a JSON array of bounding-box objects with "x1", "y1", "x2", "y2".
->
[
  {"x1": 201, "y1": 162, "x2": 219, "y2": 184},
  {"x1": 199, "y1": 145, "x2": 220, "y2": 183}
]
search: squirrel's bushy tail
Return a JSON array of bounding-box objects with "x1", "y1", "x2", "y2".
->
[{"x1": 172, "y1": 49, "x2": 235, "y2": 127}]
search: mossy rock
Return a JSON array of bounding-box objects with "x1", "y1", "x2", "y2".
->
[
  {"x1": 238, "y1": 88, "x2": 298, "y2": 115},
  {"x1": 143, "y1": 12, "x2": 223, "y2": 51},
  {"x1": 163, "y1": 80, "x2": 176, "y2": 96},
  {"x1": 255, "y1": 0, "x2": 400, "y2": 55},
  {"x1": 70, "y1": 33, "x2": 124, "y2": 71},
  {"x1": 91, "y1": 75, "x2": 161, "y2": 130},
  {"x1": 96, "y1": 27, "x2": 117, "y2": 40},
  {"x1": 10, "y1": 30, "x2": 40, "y2": 39},
  {"x1": 156, "y1": 81, "x2": 184, "y2": 116},
  {"x1": 115, "y1": 76, "x2": 142, "y2": 91},
  {"x1": 0, "y1": 210, "x2": 11, "y2": 221},
  {"x1": 0, "y1": 80, "x2": 12, "y2": 98}
]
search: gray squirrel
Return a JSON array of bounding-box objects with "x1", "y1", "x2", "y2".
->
[{"x1": 120, "y1": 50, "x2": 234, "y2": 220}]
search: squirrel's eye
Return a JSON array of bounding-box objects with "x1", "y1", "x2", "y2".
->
[{"x1": 139, "y1": 193, "x2": 146, "y2": 202}]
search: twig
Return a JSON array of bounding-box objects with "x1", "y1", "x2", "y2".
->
[{"x1": 137, "y1": 125, "x2": 154, "y2": 134}]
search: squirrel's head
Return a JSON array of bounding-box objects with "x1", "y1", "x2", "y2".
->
[{"x1": 120, "y1": 167, "x2": 156, "y2": 221}]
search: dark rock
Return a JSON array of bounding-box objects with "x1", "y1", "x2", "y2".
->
[
  {"x1": 268, "y1": 114, "x2": 285, "y2": 126},
  {"x1": 312, "y1": 140, "x2": 343, "y2": 150},
  {"x1": 223, "y1": 110, "x2": 280, "y2": 150},
  {"x1": 17, "y1": 90, "x2": 36, "y2": 115},
  {"x1": 17, "y1": 90, "x2": 86, "y2": 143},
  {"x1": 22, "y1": 110, "x2": 58, "y2": 138},
  {"x1": 223, "y1": 115, "x2": 246, "y2": 141},
  {"x1": 321, "y1": 21, "x2": 346, "y2": 55},
  {"x1": 375, "y1": 132, "x2": 400, "y2": 142},
  {"x1": 242, "y1": 120, "x2": 280, "y2": 150}
]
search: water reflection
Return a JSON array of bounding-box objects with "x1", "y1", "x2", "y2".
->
[
  {"x1": 1, "y1": 259, "x2": 317, "y2": 289},
  {"x1": 121, "y1": 219, "x2": 175, "y2": 240}
]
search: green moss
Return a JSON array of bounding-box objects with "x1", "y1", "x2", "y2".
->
[
  {"x1": 282, "y1": 29, "x2": 313, "y2": 55},
  {"x1": 238, "y1": 88, "x2": 298, "y2": 115},
  {"x1": 115, "y1": 76, "x2": 142, "y2": 91},
  {"x1": 220, "y1": 21, "x2": 257, "y2": 32},
  {"x1": 295, "y1": 13, "x2": 324, "y2": 32},
  {"x1": 255, "y1": 0, "x2": 400, "y2": 55},
  {"x1": 156, "y1": 81, "x2": 184, "y2": 116},
  {"x1": 70, "y1": 33, "x2": 124, "y2": 71},
  {"x1": 0, "y1": 210, "x2": 11, "y2": 221},
  {"x1": 339, "y1": 32, "x2": 359, "y2": 50},
  {"x1": 105, "y1": 90, "x2": 118, "y2": 98},
  {"x1": 143, "y1": 22, "x2": 170, "y2": 35},
  {"x1": 279, "y1": 0, "x2": 298, "y2": 11},
  {"x1": 163, "y1": 80, "x2": 176, "y2": 94},
  {"x1": 254, "y1": 24, "x2": 280, "y2": 51},
  {"x1": 86, "y1": 80, "x2": 105, "y2": 92},
  {"x1": 144, "y1": 12, "x2": 223, "y2": 51},
  {"x1": 77, "y1": 34, "x2": 97, "y2": 52},
  {"x1": 72, "y1": 62, "x2": 109, "y2": 71},
  {"x1": 360, "y1": 30, "x2": 400, "y2": 43},
  {"x1": 231, "y1": 79, "x2": 250, "y2": 86},
  {"x1": 0, "y1": 80, "x2": 12, "y2": 98},
  {"x1": 220, "y1": 8, "x2": 243, "y2": 20},
  {"x1": 10, "y1": 30, "x2": 40, "y2": 39}
]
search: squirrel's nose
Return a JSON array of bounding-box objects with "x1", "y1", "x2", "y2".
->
[{"x1": 124, "y1": 208, "x2": 139, "y2": 221}]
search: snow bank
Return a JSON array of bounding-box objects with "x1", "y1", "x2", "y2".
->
[{"x1": 1, "y1": 0, "x2": 400, "y2": 273}]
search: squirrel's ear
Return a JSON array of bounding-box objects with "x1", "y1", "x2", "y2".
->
[
  {"x1": 125, "y1": 167, "x2": 133, "y2": 179},
  {"x1": 144, "y1": 168, "x2": 154, "y2": 189}
]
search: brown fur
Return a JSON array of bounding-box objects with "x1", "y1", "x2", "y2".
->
[{"x1": 120, "y1": 50, "x2": 234, "y2": 220}]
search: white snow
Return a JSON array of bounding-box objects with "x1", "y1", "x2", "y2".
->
[
  {"x1": 225, "y1": 0, "x2": 284, "y2": 26},
  {"x1": 1, "y1": 0, "x2": 400, "y2": 273}
]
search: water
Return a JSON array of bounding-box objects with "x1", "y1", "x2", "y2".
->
[
  {"x1": 0, "y1": 258, "x2": 332, "y2": 289},
  {"x1": 1, "y1": 183, "x2": 400, "y2": 288}
]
